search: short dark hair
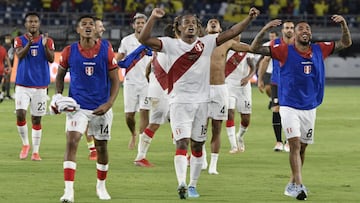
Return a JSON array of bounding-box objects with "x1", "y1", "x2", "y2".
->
[
  {"x1": 24, "y1": 12, "x2": 40, "y2": 21},
  {"x1": 269, "y1": 30, "x2": 278, "y2": 36},
  {"x1": 76, "y1": 15, "x2": 95, "y2": 26}
]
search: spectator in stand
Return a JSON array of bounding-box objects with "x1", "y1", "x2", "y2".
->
[{"x1": 269, "y1": 0, "x2": 282, "y2": 19}]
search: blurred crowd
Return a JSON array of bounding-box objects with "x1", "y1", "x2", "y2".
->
[{"x1": 0, "y1": 0, "x2": 359, "y2": 22}]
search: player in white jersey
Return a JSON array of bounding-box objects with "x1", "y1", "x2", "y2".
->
[
  {"x1": 117, "y1": 13, "x2": 152, "y2": 150},
  {"x1": 225, "y1": 34, "x2": 256, "y2": 154},
  {"x1": 139, "y1": 7, "x2": 259, "y2": 199},
  {"x1": 133, "y1": 24, "x2": 174, "y2": 167}
]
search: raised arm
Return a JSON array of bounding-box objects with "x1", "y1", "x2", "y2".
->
[
  {"x1": 138, "y1": 8, "x2": 165, "y2": 52},
  {"x1": 231, "y1": 42, "x2": 251, "y2": 53},
  {"x1": 217, "y1": 7, "x2": 259, "y2": 45},
  {"x1": 331, "y1": 15, "x2": 352, "y2": 53},
  {"x1": 42, "y1": 33, "x2": 55, "y2": 63},
  {"x1": 250, "y1": 19, "x2": 282, "y2": 56},
  {"x1": 15, "y1": 33, "x2": 32, "y2": 60}
]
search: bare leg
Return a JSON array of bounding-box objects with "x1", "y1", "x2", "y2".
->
[{"x1": 126, "y1": 112, "x2": 136, "y2": 150}]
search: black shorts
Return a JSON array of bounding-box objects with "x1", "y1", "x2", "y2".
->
[{"x1": 271, "y1": 83, "x2": 279, "y2": 107}]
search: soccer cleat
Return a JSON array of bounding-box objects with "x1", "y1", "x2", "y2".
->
[
  {"x1": 134, "y1": 158, "x2": 154, "y2": 167},
  {"x1": 296, "y1": 184, "x2": 308, "y2": 200},
  {"x1": 237, "y1": 136, "x2": 245, "y2": 152},
  {"x1": 19, "y1": 145, "x2": 30, "y2": 159},
  {"x1": 31, "y1": 153, "x2": 42, "y2": 161},
  {"x1": 89, "y1": 151, "x2": 97, "y2": 161},
  {"x1": 60, "y1": 189, "x2": 74, "y2": 203},
  {"x1": 229, "y1": 147, "x2": 240, "y2": 154},
  {"x1": 284, "y1": 182, "x2": 297, "y2": 197},
  {"x1": 208, "y1": 169, "x2": 219, "y2": 175},
  {"x1": 188, "y1": 186, "x2": 200, "y2": 198},
  {"x1": 96, "y1": 185, "x2": 111, "y2": 200},
  {"x1": 273, "y1": 142, "x2": 284, "y2": 152},
  {"x1": 283, "y1": 142, "x2": 290, "y2": 152},
  {"x1": 177, "y1": 183, "x2": 187, "y2": 199}
]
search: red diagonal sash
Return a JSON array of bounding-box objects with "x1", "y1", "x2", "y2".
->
[
  {"x1": 152, "y1": 52, "x2": 168, "y2": 90},
  {"x1": 225, "y1": 52, "x2": 247, "y2": 77},
  {"x1": 168, "y1": 40, "x2": 204, "y2": 93},
  {"x1": 125, "y1": 50, "x2": 147, "y2": 75}
]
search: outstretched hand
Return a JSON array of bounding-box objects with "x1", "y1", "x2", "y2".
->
[
  {"x1": 41, "y1": 33, "x2": 48, "y2": 46},
  {"x1": 263, "y1": 19, "x2": 282, "y2": 31},
  {"x1": 249, "y1": 7, "x2": 260, "y2": 19},
  {"x1": 26, "y1": 32, "x2": 34, "y2": 45},
  {"x1": 151, "y1": 8, "x2": 165, "y2": 18},
  {"x1": 331, "y1": 15, "x2": 346, "y2": 24}
]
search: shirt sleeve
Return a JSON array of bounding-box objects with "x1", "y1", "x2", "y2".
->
[
  {"x1": 107, "y1": 42, "x2": 118, "y2": 70},
  {"x1": 59, "y1": 46, "x2": 71, "y2": 69},
  {"x1": 317, "y1": 41, "x2": 334, "y2": 59},
  {"x1": 117, "y1": 38, "x2": 126, "y2": 54},
  {"x1": 269, "y1": 43, "x2": 288, "y2": 65},
  {"x1": 14, "y1": 37, "x2": 23, "y2": 49},
  {"x1": 47, "y1": 38, "x2": 55, "y2": 51}
]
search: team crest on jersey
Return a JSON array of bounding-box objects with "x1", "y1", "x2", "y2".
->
[
  {"x1": 194, "y1": 42, "x2": 204, "y2": 52},
  {"x1": 304, "y1": 65, "x2": 311, "y2": 74},
  {"x1": 85, "y1": 66, "x2": 94, "y2": 76},
  {"x1": 31, "y1": 49, "x2": 37, "y2": 56}
]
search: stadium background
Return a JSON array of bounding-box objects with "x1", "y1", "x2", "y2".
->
[{"x1": 1, "y1": 0, "x2": 359, "y2": 84}]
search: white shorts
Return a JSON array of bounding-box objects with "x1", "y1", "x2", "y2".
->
[
  {"x1": 279, "y1": 106, "x2": 316, "y2": 144},
  {"x1": 228, "y1": 82, "x2": 252, "y2": 114},
  {"x1": 15, "y1": 86, "x2": 48, "y2": 116},
  {"x1": 123, "y1": 83, "x2": 151, "y2": 113},
  {"x1": 170, "y1": 102, "x2": 208, "y2": 142},
  {"x1": 208, "y1": 84, "x2": 228, "y2": 120},
  {"x1": 149, "y1": 95, "x2": 170, "y2": 124},
  {"x1": 66, "y1": 108, "x2": 113, "y2": 141}
]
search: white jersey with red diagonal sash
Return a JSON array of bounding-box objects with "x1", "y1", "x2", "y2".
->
[
  {"x1": 225, "y1": 50, "x2": 254, "y2": 85},
  {"x1": 148, "y1": 51, "x2": 168, "y2": 98},
  {"x1": 159, "y1": 34, "x2": 218, "y2": 104},
  {"x1": 118, "y1": 33, "x2": 151, "y2": 86}
]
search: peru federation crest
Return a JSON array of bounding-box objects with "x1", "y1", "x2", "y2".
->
[
  {"x1": 31, "y1": 48, "x2": 37, "y2": 56},
  {"x1": 303, "y1": 65, "x2": 311, "y2": 74},
  {"x1": 85, "y1": 66, "x2": 94, "y2": 76}
]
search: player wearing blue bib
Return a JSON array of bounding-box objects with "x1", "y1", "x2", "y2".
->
[
  {"x1": 55, "y1": 15, "x2": 119, "y2": 203},
  {"x1": 14, "y1": 12, "x2": 55, "y2": 161},
  {"x1": 251, "y1": 15, "x2": 352, "y2": 200}
]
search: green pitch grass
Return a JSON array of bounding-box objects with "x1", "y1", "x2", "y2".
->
[{"x1": 0, "y1": 85, "x2": 359, "y2": 203}]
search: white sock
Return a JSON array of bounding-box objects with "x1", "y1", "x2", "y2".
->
[
  {"x1": 32, "y1": 128, "x2": 42, "y2": 153},
  {"x1": 17, "y1": 124, "x2": 29, "y2": 145},
  {"x1": 226, "y1": 126, "x2": 237, "y2": 149},
  {"x1": 97, "y1": 179, "x2": 106, "y2": 189},
  {"x1": 174, "y1": 155, "x2": 188, "y2": 186},
  {"x1": 63, "y1": 161, "x2": 76, "y2": 191},
  {"x1": 135, "y1": 133, "x2": 152, "y2": 160},
  {"x1": 209, "y1": 153, "x2": 219, "y2": 172},
  {"x1": 202, "y1": 144, "x2": 207, "y2": 168},
  {"x1": 238, "y1": 125, "x2": 248, "y2": 138},
  {"x1": 189, "y1": 154, "x2": 203, "y2": 188}
]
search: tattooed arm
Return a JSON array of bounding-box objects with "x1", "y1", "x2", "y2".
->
[
  {"x1": 249, "y1": 19, "x2": 282, "y2": 56},
  {"x1": 331, "y1": 15, "x2": 352, "y2": 53}
]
